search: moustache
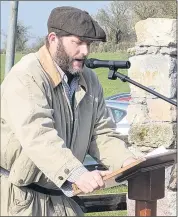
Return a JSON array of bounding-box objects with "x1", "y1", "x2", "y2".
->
[{"x1": 72, "y1": 58, "x2": 87, "y2": 63}]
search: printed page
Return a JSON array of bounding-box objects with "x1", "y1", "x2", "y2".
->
[{"x1": 145, "y1": 146, "x2": 168, "y2": 157}]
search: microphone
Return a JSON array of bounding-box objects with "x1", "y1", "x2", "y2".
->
[{"x1": 85, "y1": 58, "x2": 131, "y2": 69}]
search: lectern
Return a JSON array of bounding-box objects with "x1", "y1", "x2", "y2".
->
[
  {"x1": 73, "y1": 150, "x2": 176, "y2": 216},
  {"x1": 115, "y1": 150, "x2": 177, "y2": 216}
]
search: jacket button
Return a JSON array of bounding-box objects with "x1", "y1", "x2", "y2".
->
[
  {"x1": 19, "y1": 179, "x2": 23, "y2": 184},
  {"x1": 58, "y1": 176, "x2": 63, "y2": 180},
  {"x1": 1, "y1": 119, "x2": 5, "y2": 124},
  {"x1": 64, "y1": 168, "x2": 70, "y2": 174}
]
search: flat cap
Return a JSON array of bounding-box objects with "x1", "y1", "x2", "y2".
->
[{"x1": 47, "y1": 6, "x2": 106, "y2": 42}]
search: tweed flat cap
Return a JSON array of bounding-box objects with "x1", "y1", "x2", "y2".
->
[{"x1": 47, "y1": 6, "x2": 106, "y2": 42}]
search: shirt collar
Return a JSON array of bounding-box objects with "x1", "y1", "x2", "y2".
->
[{"x1": 53, "y1": 61, "x2": 68, "y2": 84}]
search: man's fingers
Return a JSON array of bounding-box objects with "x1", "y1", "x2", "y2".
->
[
  {"x1": 74, "y1": 170, "x2": 112, "y2": 194},
  {"x1": 99, "y1": 170, "x2": 113, "y2": 177},
  {"x1": 92, "y1": 171, "x2": 104, "y2": 187},
  {"x1": 78, "y1": 185, "x2": 90, "y2": 194},
  {"x1": 77, "y1": 181, "x2": 94, "y2": 193},
  {"x1": 90, "y1": 179, "x2": 100, "y2": 189}
]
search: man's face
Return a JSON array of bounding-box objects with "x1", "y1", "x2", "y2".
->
[{"x1": 52, "y1": 35, "x2": 92, "y2": 74}]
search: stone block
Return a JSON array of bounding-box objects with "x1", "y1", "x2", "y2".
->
[
  {"x1": 147, "y1": 99, "x2": 176, "y2": 122},
  {"x1": 128, "y1": 123, "x2": 175, "y2": 148},
  {"x1": 147, "y1": 46, "x2": 160, "y2": 54},
  {"x1": 128, "y1": 55, "x2": 176, "y2": 98},
  {"x1": 168, "y1": 164, "x2": 177, "y2": 191},
  {"x1": 127, "y1": 103, "x2": 149, "y2": 124},
  {"x1": 160, "y1": 47, "x2": 177, "y2": 56},
  {"x1": 135, "y1": 18, "x2": 176, "y2": 47}
]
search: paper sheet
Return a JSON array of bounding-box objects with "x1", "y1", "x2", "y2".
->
[{"x1": 146, "y1": 145, "x2": 168, "y2": 157}]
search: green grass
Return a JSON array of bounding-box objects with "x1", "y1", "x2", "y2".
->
[
  {"x1": 85, "y1": 210, "x2": 127, "y2": 216},
  {"x1": 84, "y1": 185, "x2": 128, "y2": 195},
  {"x1": 1, "y1": 52, "x2": 130, "y2": 96},
  {"x1": 1, "y1": 53, "x2": 23, "y2": 83}
]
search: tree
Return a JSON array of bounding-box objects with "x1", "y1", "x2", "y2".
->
[
  {"x1": 1, "y1": 21, "x2": 32, "y2": 52},
  {"x1": 28, "y1": 36, "x2": 45, "y2": 52},
  {"x1": 94, "y1": 1, "x2": 176, "y2": 46},
  {"x1": 157, "y1": 1, "x2": 176, "y2": 19},
  {"x1": 15, "y1": 21, "x2": 32, "y2": 52},
  {"x1": 94, "y1": 1, "x2": 134, "y2": 44},
  {"x1": 131, "y1": 1, "x2": 176, "y2": 22}
]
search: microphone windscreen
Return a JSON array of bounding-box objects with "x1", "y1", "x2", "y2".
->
[{"x1": 84, "y1": 59, "x2": 95, "y2": 68}]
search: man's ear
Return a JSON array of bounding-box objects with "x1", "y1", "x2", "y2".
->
[{"x1": 48, "y1": 32, "x2": 57, "y2": 45}]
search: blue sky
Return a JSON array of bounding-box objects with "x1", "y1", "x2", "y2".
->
[{"x1": 1, "y1": 1, "x2": 110, "y2": 48}]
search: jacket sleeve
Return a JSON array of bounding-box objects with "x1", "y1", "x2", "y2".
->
[
  {"x1": 88, "y1": 80, "x2": 135, "y2": 171},
  {"x1": 3, "y1": 73, "x2": 84, "y2": 188}
]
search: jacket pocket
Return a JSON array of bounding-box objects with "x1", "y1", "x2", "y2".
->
[
  {"x1": 9, "y1": 184, "x2": 34, "y2": 215},
  {"x1": 9, "y1": 152, "x2": 43, "y2": 186}
]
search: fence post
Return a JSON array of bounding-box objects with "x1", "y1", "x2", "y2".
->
[{"x1": 5, "y1": 1, "x2": 19, "y2": 76}]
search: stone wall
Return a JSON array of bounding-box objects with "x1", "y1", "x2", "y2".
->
[{"x1": 127, "y1": 18, "x2": 177, "y2": 216}]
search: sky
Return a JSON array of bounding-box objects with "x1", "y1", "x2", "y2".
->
[{"x1": 1, "y1": 1, "x2": 110, "y2": 48}]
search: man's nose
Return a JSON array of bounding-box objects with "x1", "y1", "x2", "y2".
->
[{"x1": 80, "y1": 44, "x2": 89, "y2": 56}]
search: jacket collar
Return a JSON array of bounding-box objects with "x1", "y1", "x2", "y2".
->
[{"x1": 37, "y1": 45, "x2": 87, "y2": 91}]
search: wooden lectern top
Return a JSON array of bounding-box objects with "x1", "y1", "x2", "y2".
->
[
  {"x1": 115, "y1": 149, "x2": 177, "y2": 183},
  {"x1": 72, "y1": 149, "x2": 177, "y2": 196}
]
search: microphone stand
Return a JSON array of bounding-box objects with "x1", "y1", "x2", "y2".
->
[{"x1": 107, "y1": 67, "x2": 177, "y2": 107}]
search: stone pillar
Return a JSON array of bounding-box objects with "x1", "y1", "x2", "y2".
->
[{"x1": 127, "y1": 18, "x2": 177, "y2": 216}]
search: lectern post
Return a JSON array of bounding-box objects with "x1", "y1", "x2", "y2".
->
[{"x1": 128, "y1": 168, "x2": 165, "y2": 216}]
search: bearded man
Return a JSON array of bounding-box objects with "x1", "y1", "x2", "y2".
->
[{"x1": 1, "y1": 6, "x2": 136, "y2": 216}]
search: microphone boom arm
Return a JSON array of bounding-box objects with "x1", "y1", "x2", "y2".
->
[{"x1": 108, "y1": 67, "x2": 177, "y2": 107}]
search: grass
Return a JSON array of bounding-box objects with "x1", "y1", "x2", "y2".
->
[
  {"x1": 85, "y1": 210, "x2": 127, "y2": 216},
  {"x1": 1, "y1": 52, "x2": 130, "y2": 96},
  {"x1": 84, "y1": 185, "x2": 128, "y2": 195},
  {"x1": 1, "y1": 53, "x2": 23, "y2": 83}
]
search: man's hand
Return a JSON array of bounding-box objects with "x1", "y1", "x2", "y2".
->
[{"x1": 74, "y1": 170, "x2": 112, "y2": 194}]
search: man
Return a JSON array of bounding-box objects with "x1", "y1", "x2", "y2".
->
[{"x1": 1, "y1": 6, "x2": 136, "y2": 216}]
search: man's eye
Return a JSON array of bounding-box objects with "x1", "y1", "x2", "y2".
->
[
  {"x1": 73, "y1": 41, "x2": 81, "y2": 45},
  {"x1": 72, "y1": 40, "x2": 91, "y2": 46}
]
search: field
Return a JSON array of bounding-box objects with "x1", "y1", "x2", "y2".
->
[
  {"x1": 1, "y1": 52, "x2": 130, "y2": 96},
  {"x1": 1, "y1": 52, "x2": 129, "y2": 215}
]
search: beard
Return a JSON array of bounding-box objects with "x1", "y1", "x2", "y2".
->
[{"x1": 53, "y1": 39, "x2": 86, "y2": 75}]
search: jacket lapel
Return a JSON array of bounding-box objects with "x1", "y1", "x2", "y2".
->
[{"x1": 37, "y1": 45, "x2": 61, "y2": 88}]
